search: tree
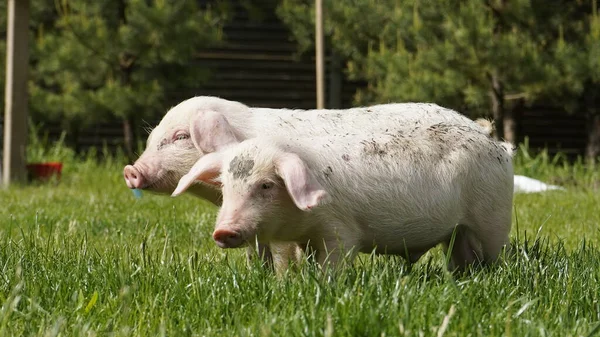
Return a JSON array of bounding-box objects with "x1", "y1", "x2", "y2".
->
[
  {"x1": 582, "y1": 0, "x2": 600, "y2": 162},
  {"x1": 535, "y1": 0, "x2": 600, "y2": 162},
  {"x1": 28, "y1": 1, "x2": 230, "y2": 158},
  {"x1": 277, "y1": 0, "x2": 588, "y2": 146}
]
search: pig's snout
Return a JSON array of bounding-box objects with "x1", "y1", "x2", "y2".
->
[
  {"x1": 123, "y1": 165, "x2": 146, "y2": 189},
  {"x1": 213, "y1": 228, "x2": 244, "y2": 248}
]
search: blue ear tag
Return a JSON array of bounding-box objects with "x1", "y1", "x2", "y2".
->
[{"x1": 132, "y1": 189, "x2": 143, "y2": 199}]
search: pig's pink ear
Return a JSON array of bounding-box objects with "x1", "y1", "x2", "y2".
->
[
  {"x1": 275, "y1": 153, "x2": 331, "y2": 211},
  {"x1": 190, "y1": 110, "x2": 240, "y2": 153},
  {"x1": 172, "y1": 152, "x2": 223, "y2": 197}
]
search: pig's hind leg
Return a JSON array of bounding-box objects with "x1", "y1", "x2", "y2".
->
[
  {"x1": 443, "y1": 225, "x2": 484, "y2": 272},
  {"x1": 469, "y1": 209, "x2": 512, "y2": 264},
  {"x1": 462, "y1": 183, "x2": 513, "y2": 266},
  {"x1": 450, "y1": 206, "x2": 512, "y2": 271}
]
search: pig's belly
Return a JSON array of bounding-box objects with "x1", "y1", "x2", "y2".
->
[
  {"x1": 360, "y1": 225, "x2": 451, "y2": 255},
  {"x1": 336, "y1": 179, "x2": 465, "y2": 254},
  {"x1": 355, "y1": 212, "x2": 461, "y2": 255}
]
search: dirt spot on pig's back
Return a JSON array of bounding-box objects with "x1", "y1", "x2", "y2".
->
[
  {"x1": 425, "y1": 123, "x2": 511, "y2": 164},
  {"x1": 358, "y1": 123, "x2": 487, "y2": 163},
  {"x1": 229, "y1": 155, "x2": 255, "y2": 180},
  {"x1": 360, "y1": 131, "x2": 413, "y2": 158},
  {"x1": 361, "y1": 139, "x2": 388, "y2": 156}
]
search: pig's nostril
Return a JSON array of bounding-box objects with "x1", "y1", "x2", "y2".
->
[
  {"x1": 213, "y1": 229, "x2": 242, "y2": 248},
  {"x1": 123, "y1": 165, "x2": 146, "y2": 189},
  {"x1": 223, "y1": 234, "x2": 239, "y2": 243}
]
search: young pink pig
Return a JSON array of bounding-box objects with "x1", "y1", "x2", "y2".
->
[{"x1": 172, "y1": 123, "x2": 514, "y2": 272}]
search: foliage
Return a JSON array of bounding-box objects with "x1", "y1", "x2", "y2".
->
[
  {"x1": 27, "y1": 122, "x2": 75, "y2": 164},
  {"x1": 0, "y1": 140, "x2": 599, "y2": 335},
  {"x1": 24, "y1": 1, "x2": 230, "y2": 131},
  {"x1": 0, "y1": 1, "x2": 62, "y2": 114},
  {"x1": 277, "y1": 1, "x2": 600, "y2": 133}
]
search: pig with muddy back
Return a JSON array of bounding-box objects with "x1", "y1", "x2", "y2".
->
[
  {"x1": 124, "y1": 96, "x2": 494, "y2": 270},
  {"x1": 123, "y1": 96, "x2": 491, "y2": 195},
  {"x1": 173, "y1": 123, "x2": 514, "y2": 271}
]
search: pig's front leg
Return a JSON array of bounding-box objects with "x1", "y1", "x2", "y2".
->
[
  {"x1": 246, "y1": 242, "x2": 304, "y2": 274},
  {"x1": 245, "y1": 243, "x2": 274, "y2": 269},
  {"x1": 270, "y1": 242, "x2": 304, "y2": 275},
  {"x1": 314, "y1": 234, "x2": 360, "y2": 271}
]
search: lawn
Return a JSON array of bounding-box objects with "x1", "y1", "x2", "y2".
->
[{"x1": 0, "y1": 144, "x2": 599, "y2": 336}]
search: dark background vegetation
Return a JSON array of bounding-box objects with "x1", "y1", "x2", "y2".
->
[{"x1": 0, "y1": 0, "x2": 598, "y2": 162}]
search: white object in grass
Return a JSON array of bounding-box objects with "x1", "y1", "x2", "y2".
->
[{"x1": 514, "y1": 175, "x2": 565, "y2": 194}]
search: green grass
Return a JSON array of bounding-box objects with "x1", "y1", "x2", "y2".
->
[{"x1": 0, "y1": 142, "x2": 599, "y2": 336}]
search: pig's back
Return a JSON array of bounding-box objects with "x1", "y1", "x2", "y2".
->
[
  {"x1": 250, "y1": 103, "x2": 485, "y2": 138},
  {"x1": 280, "y1": 124, "x2": 513, "y2": 251}
]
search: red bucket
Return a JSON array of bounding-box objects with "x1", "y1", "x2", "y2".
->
[{"x1": 26, "y1": 162, "x2": 63, "y2": 182}]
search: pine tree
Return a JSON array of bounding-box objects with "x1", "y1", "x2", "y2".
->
[
  {"x1": 28, "y1": 1, "x2": 230, "y2": 158},
  {"x1": 538, "y1": 0, "x2": 600, "y2": 162},
  {"x1": 278, "y1": 0, "x2": 585, "y2": 145}
]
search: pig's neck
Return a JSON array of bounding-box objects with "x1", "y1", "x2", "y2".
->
[
  {"x1": 280, "y1": 207, "x2": 361, "y2": 251},
  {"x1": 225, "y1": 107, "x2": 299, "y2": 139},
  {"x1": 221, "y1": 108, "x2": 258, "y2": 139},
  {"x1": 186, "y1": 183, "x2": 223, "y2": 206},
  {"x1": 276, "y1": 211, "x2": 326, "y2": 243}
]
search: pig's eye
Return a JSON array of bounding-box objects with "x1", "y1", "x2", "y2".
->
[
  {"x1": 261, "y1": 182, "x2": 274, "y2": 190},
  {"x1": 158, "y1": 139, "x2": 168, "y2": 150},
  {"x1": 174, "y1": 133, "x2": 190, "y2": 141}
]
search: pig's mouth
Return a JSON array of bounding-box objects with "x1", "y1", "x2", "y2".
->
[{"x1": 142, "y1": 171, "x2": 177, "y2": 192}]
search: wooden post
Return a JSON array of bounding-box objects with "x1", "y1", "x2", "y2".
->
[
  {"x1": 3, "y1": 0, "x2": 30, "y2": 187},
  {"x1": 315, "y1": 0, "x2": 325, "y2": 109}
]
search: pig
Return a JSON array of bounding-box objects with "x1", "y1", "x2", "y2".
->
[
  {"x1": 172, "y1": 122, "x2": 515, "y2": 272},
  {"x1": 123, "y1": 96, "x2": 492, "y2": 270},
  {"x1": 123, "y1": 96, "x2": 491, "y2": 196}
]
